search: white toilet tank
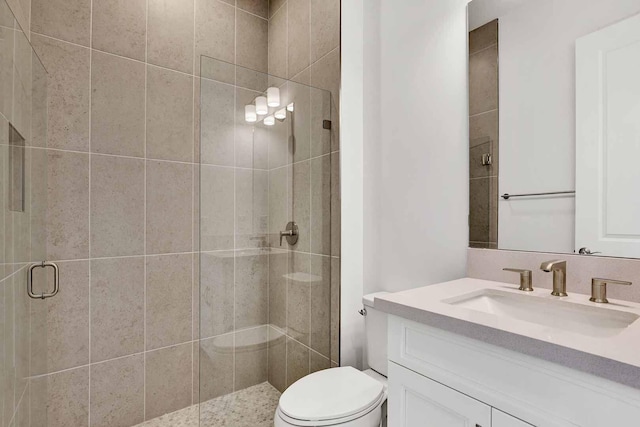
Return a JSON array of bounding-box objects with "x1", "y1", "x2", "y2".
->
[{"x1": 362, "y1": 292, "x2": 389, "y2": 377}]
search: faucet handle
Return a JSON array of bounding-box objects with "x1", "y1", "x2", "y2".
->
[
  {"x1": 503, "y1": 268, "x2": 533, "y2": 292},
  {"x1": 590, "y1": 278, "x2": 632, "y2": 303}
]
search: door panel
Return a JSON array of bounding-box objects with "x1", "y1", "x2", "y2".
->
[
  {"x1": 576, "y1": 12, "x2": 640, "y2": 257},
  {"x1": 388, "y1": 362, "x2": 492, "y2": 427}
]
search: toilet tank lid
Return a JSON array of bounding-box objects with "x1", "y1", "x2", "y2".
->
[{"x1": 362, "y1": 292, "x2": 390, "y2": 308}]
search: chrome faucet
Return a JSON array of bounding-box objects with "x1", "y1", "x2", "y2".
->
[{"x1": 540, "y1": 260, "x2": 567, "y2": 296}]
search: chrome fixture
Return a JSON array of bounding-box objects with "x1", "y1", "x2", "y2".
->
[
  {"x1": 540, "y1": 260, "x2": 567, "y2": 296},
  {"x1": 481, "y1": 153, "x2": 492, "y2": 166},
  {"x1": 28, "y1": 261, "x2": 60, "y2": 299},
  {"x1": 578, "y1": 247, "x2": 601, "y2": 255},
  {"x1": 502, "y1": 268, "x2": 533, "y2": 291},
  {"x1": 590, "y1": 278, "x2": 631, "y2": 303},
  {"x1": 279, "y1": 221, "x2": 299, "y2": 246},
  {"x1": 501, "y1": 191, "x2": 575, "y2": 200}
]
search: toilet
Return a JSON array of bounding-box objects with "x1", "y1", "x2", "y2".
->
[{"x1": 274, "y1": 292, "x2": 389, "y2": 427}]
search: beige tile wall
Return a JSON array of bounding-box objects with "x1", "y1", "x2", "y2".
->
[
  {"x1": 25, "y1": 0, "x2": 341, "y2": 425},
  {"x1": 469, "y1": 20, "x2": 499, "y2": 249},
  {"x1": 265, "y1": 0, "x2": 341, "y2": 393}
]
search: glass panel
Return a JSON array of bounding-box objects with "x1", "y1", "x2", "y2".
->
[
  {"x1": 0, "y1": 0, "x2": 49, "y2": 424},
  {"x1": 199, "y1": 56, "x2": 333, "y2": 425}
]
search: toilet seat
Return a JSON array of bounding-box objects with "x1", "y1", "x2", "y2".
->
[{"x1": 276, "y1": 367, "x2": 386, "y2": 426}]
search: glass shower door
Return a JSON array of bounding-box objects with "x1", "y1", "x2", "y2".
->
[
  {"x1": 1, "y1": 0, "x2": 50, "y2": 424},
  {"x1": 198, "y1": 56, "x2": 336, "y2": 426}
]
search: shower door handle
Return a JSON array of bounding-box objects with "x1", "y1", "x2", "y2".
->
[
  {"x1": 279, "y1": 222, "x2": 299, "y2": 246},
  {"x1": 28, "y1": 261, "x2": 60, "y2": 299}
]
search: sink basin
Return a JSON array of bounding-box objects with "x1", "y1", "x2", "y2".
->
[{"x1": 444, "y1": 289, "x2": 639, "y2": 338}]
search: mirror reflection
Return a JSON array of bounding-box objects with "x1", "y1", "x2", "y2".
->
[{"x1": 468, "y1": 0, "x2": 640, "y2": 258}]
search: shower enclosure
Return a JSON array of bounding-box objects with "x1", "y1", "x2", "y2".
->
[
  {"x1": 198, "y1": 56, "x2": 339, "y2": 425},
  {"x1": 0, "y1": 0, "x2": 50, "y2": 424}
]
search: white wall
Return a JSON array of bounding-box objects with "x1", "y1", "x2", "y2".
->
[
  {"x1": 486, "y1": 0, "x2": 640, "y2": 253},
  {"x1": 341, "y1": 0, "x2": 470, "y2": 368}
]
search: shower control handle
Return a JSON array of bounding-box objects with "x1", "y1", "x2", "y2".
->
[{"x1": 280, "y1": 222, "x2": 299, "y2": 246}]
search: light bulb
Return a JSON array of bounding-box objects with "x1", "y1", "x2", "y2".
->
[
  {"x1": 263, "y1": 115, "x2": 275, "y2": 126},
  {"x1": 255, "y1": 96, "x2": 268, "y2": 115},
  {"x1": 245, "y1": 105, "x2": 257, "y2": 122},
  {"x1": 287, "y1": 102, "x2": 294, "y2": 112},
  {"x1": 275, "y1": 108, "x2": 286, "y2": 120},
  {"x1": 267, "y1": 87, "x2": 280, "y2": 107}
]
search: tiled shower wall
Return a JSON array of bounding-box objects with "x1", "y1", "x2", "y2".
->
[
  {"x1": 265, "y1": 0, "x2": 341, "y2": 392},
  {"x1": 25, "y1": 0, "x2": 340, "y2": 426},
  {"x1": 469, "y1": 20, "x2": 499, "y2": 249}
]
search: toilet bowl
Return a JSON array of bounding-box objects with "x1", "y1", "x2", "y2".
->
[{"x1": 274, "y1": 293, "x2": 389, "y2": 427}]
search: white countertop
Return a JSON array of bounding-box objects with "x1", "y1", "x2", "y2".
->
[{"x1": 375, "y1": 277, "x2": 640, "y2": 388}]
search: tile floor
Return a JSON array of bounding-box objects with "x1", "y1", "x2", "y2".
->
[{"x1": 135, "y1": 382, "x2": 281, "y2": 427}]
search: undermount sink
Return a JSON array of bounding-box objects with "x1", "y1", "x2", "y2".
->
[{"x1": 443, "y1": 289, "x2": 639, "y2": 338}]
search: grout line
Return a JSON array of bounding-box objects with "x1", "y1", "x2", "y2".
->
[
  {"x1": 143, "y1": 0, "x2": 149, "y2": 419},
  {"x1": 469, "y1": 108, "x2": 498, "y2": 119},
  {"x1": 469, "y1": 42, "x2": 498, "y2": 57},
  {"x1": 269, "y1": 0, "x2": 287, "y2": 23},
  {"x1": 232, "y1": 4, "x2": 238, "y2": 393},
  {"x1": 88, "y1": 0, "x2": 94, "y2": 424}
]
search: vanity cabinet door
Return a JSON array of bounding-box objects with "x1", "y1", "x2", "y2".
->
[
  {"x1": 388, "y1": 362, "x2": 492, "y2": 427},
  {"x1": 492, "y1": 409, "x2": 534, "y2": 427}
]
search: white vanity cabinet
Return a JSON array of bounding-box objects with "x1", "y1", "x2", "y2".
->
[{"x1": 387, "y1": 315, "x2": 640, "y2": 427}]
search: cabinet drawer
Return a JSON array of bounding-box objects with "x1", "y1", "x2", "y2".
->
[{"x1": 388, "y1": 362, "x2": 491, "y2": 427}]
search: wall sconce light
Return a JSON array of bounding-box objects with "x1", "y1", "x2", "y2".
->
[
  {"x1": 287, "y1": 102, "x2": 295, "y2": 112},
  {"x1": 245, "y1": 105, "x2": 257, "y2": 122},
  {"x1": 263, "y1": 115, "x2": 275, "y2": 126},
  {"x1": 256, "y1": 96, "x2": 268, "y2": 115},
  {"x1": 267, "y1": 87, "x2": 280, "y2": 107},
  {"x1": 275, "y1": 108, "x2": 287, "y2": 120}
]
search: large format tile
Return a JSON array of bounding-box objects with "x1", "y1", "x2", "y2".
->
[
  {"x1": 146, "y1": 161, "x2": 193, "y2": 254},
  {"x1": 310, "y1": 155, "x2": 331, "y2": 255},
  {"x1": 235, "y1": 249, "x2": 268, "y2": 329},
  {"x1": 30, "y1": 261, "x2": 90, "y2": 374},
  {"x1": 31, "y1": 34, "x2": 90, "y2": 152},
  {"x1": 310, "y1": 48, "x2": 340, "y2": 152},
  {"x1": 146, "y1": 254, "x2": 192, "y2": 350},
  {"x1": 145, "y1": 343, "x2": 192, "y2": 420},
  {"x1": 91, "y1": 257, "x2": 144, "y2": 362},
  {"x1": 146, "y1": 65, "x2": 194, "y2": 162},
  {"x1": 30, "y1": 366, "x2": 89, "y2": 427},
  {"x1": 147, "y1": 0, "x2": 194, "y2": 74},
  {"x1": 268, "y1": 326, "x2": 287, "y2": 392},
  {"x1": 90, "y1": 355, "x2": 144, "y2": 427},
  {"x1": 92, "y1": 0, "x2": 146, "y2": 61},
  {"x1": 237, "y1": 0, "x2": 268, "y2": 18},
  {"x1": 200, "y1": 79, "x2": 235, "y2": 166},
  {"x1": 309, "y1": 254, "x2": 331, "y2": 358},
  {"x1": 286, "y1": 338, "x2": 309, "y2": 388},
  {"x1": 268, "y1": 166, "x2": 292, "y2": 248},
  {"x1": 331, "y1": 151, "x2": 340, "y2": 256},
  {"x1": 91, "y1": 51, "x2": 145, "y2": 157},
  {"x1": 90, "y1": 155, "x2": 145, "y2": 257},
  {"x1": 198, "y1": 335, "x2": 234, "y2": 402},
  {"x1": 236, "y1": 9, "x2": 268, "y2": 73},
  {"x1": 292, "y1": 160, "x2": 310, "y2": 252},
  {"x1": 235, "y1": 169, "x2": 268, "y2": 249},
  {"x1": 269, "y1": 0, "x2": 286, "y2": 18},
  {"x1": 200, "y1": 165, "x2": 234, "y2": 251},
  {"x1": 287, "y1": 251, "x2": 310, "y2": 345},
  {"x1": 268, "y1": 5, "x2": 287, "y2": 78},
  {"x1": 31, "y1": 0, "x2": 90, "y2": 46},
  {"x1": 287, "y1": 0, "x2": 310, "y2": 78},
  {"x1": 199, "y1": 251, "x2": 234, "y2": 339},
  {"x1": 235, "y1": 326, "x2": 268, "y2": 390},
  {"x1": 469, "y1": 44, "x2": 498, "y2": 116},
  {"x1": 46, "y1": 151, "x2": 89, "y2": 261},
  {"x1": 469, "y1": 19, "x2": 498, "y2": 55},
  {"x1": 310, "y1": 0, "x2": 340, "y2": 62},
  {"x1": 331, "y1": 257, "x2": 339, "y2": 363},
  {"x1": 268, "y1": 249, "x2": 288, "y2": 329},
  {"x1": 195, "y1": 0, "x2": 235, "y2": 69},
  {"x1": 310, "y1": 350, "x2": 330, "y2": 374}
]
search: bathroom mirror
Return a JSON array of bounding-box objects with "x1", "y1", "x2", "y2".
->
[{"x1": 467, "y1": 0, "x2": 640, "y2": 258}]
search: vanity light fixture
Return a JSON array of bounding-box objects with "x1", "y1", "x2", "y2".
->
[
  {"x1": 267, "y1": 87, "x2": 280, "y2": 107},
  {"x1": 264, "y1": 115, "x2": 275, "y2": 126},
  {"x1": 287, "y1": 102, "x2": 294, "y2": 112},
  {"x1": 245, "y1": 105, "x2": 257, "y2": 122},
  {"x1": 275, "y1": 108, "x2": 287, "y2": 120},
  {"x1": 256, "y1": 96, "x2": 268, "y2": 115}
]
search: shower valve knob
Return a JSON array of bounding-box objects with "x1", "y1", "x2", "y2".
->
[{"x1": 279, "y1": 222, "x2": 299, "y2": 246}]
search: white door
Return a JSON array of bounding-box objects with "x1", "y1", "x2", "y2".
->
[
  {"x1": 388, "y1": 362, "x2": 491, "y2": 427},
  {"x1": 575, "y1": 12, "x2": 640, "y2": 257},
  {"x1": 492, "y1": 409, "x2": 533, "y2": 427}
]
